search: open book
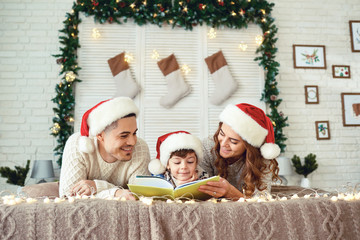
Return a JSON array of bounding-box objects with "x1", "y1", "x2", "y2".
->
[{"x1": 128, "y1": 175, "x2": 220, "y2": 200}]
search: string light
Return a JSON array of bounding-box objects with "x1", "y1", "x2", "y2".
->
[
  {"x1": 260, "y1": 9, "x2": 266, "y2": 14},
  {"x1": 208, "y1": 28, "x2": 216, "y2": 39},
  {"x1": 51, "y1": 123, "x2": 61, "y2": 134},
  {"x1": 65, "y1": 71, "x2": 76, "y2": 82},
  {"x1": 151, "y1": 49, "x2": 160, "y2": 60},
  {"x1": 238, "y1": 42, "x2": 248, "y2": 51},
  {"x1": 231, "y1": 11, "x2": 236, "y2": 16},
  {"x1": 239, "y1": 9, "x2": 245, "y2": 16},
  {"x1": 92, "y1": 28, "x2": 101, "y2": 39},
  {"x1": 255, "y1": 35, "x2": 263, "y2": 45},
  {"x1": 130, "y1": 3, "x2": 135, "y2": 8},
  {"x1": 180, "y1": 64, "x2": 191, "y2": 75},
  {"x1": 124, "y1": 52, "x2": 134, "y2": 63},
  {"x1": 183, "y1": 7, "x2": 188, "y2": 13}
]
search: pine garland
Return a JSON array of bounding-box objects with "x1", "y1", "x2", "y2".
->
[{"x1": 52, "y1": 0, "x2": 288, "y2": 167}]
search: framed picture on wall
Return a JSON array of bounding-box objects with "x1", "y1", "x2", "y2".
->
[
  {"x1": 315, "y1": 121, "x2": 330, "y2": 140},
  {"x1": 349, "y1": 20, "x2": 360, "y2": 52},
  {"x1": 304, "y1": 85, "x2": 319, "y2": 104},
  {"x1": 293, "y1": 45, "x2": 326, "y2": 69},
  {"x1": 341, "y1": 93, "x2": 360, "y2": 126},
  {"x1": 332, "y1": 65, "x2": 350, "y2": 78}
]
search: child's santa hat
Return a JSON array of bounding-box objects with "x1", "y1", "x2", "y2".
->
[
  {"x1": 79, "y1": 97, "x2": 139, "y2": 153},
  {"x1": 148, "y1": 131, "x2": 203, "y2": 175},
  {"x1": 219, "y1": 103, "x2": 280, "y2": 160}
]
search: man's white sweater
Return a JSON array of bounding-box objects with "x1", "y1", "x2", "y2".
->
[{"x1": 59, "y1": 132, "x2": 150, "y2": 198}]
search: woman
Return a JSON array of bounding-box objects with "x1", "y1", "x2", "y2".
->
[{"x1": 198, "y1": 103, "x2": 280, "y2": 200}]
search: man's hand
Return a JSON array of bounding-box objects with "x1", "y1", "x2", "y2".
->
[
  {"x1": 71, "y1": 180, "x2": 97, "y2": 196},
  {"x1": 115, "y1": 189, "x2": 136, "y2": 200}
]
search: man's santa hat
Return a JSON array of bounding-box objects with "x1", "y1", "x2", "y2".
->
[
  {"x1": 79, "y1": 97, "x2": 139, "y2": 153},
  {"x1": 148, "y1": 131, "x2": 203, "y2": 175},
  {"x1": 219, "y1": 103, "x2": 280, "y2": 160}
]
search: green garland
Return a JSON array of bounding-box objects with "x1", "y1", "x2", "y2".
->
[{"x1": 52, "y1": 0, "x2": 288, "y2": 167}]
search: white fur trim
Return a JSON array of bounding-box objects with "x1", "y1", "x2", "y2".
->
[
  {"x1": 79, "y1": 136, "x2": 95, "y2": 153},
  {"x1": 87, "y1": 97, "x2": 139, "y2": 137},
  {"x1": 148, "y1": 158, "x2": 166, "y2": 175},
  {"x1": 219, "y1": 105, "x2": 268, "y2": 147},
  {"x1": 159, "y1": 133, "x2": 203, "y2": 167},
  {"x1": 260, "y1": 143, "x2": 281, "y2": 160}
]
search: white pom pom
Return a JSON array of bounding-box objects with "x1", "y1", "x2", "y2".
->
[
  {"x1": 148, "y1": 159, "x2": 166, "y2": 175},
  {"x1": 79, "y1": 136, "x2": 95, "y2": 153},
  {"x1": 260, "y1": 143, "x2": 281, "y2": 160}
]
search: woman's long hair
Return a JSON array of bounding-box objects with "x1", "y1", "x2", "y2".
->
[{"x1": 213, "y1": 122, "x2": 280, "y2": 197}]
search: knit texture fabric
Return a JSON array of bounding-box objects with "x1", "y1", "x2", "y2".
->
[
  {"x1": 0, "y1": 197, "x2": 359, "y2": 239},
  {"x1": 200, "y1": 137, "x2": 272, "y2": 194},
  {"x1": 59, "y1": 132, "x2": 151, "y2": 198}
]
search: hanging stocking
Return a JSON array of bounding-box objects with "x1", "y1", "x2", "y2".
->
[
  {"x1": 205, "y1": 50, "x2": 237, "y2": 105},
  {"x1": 157, "y1": 54, "x2": 191, "y2": 108},
  {"x1": 107, "y1": 52, "x2": 140, "y2": 99}
]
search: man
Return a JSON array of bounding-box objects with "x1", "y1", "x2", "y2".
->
[{"x1": 59, "y1": 97, "x2": 150, "y2": 199}]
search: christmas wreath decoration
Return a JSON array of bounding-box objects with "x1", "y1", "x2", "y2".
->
[{"x1": 52, "y1": 0, "x2": 288, "y2": 167}]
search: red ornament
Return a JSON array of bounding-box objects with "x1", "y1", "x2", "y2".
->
[
  {"x1": 108, "y1": 17, "x2": 113, "y2": 23},
  {"x1": 92, "y1": 1, "x2": 99, "y2": 6},
  {"x1": 270, "y1": 95, "x2": 277, "y2": 101},
  {"x1": 119, "y1": 2, "x2": 126, "y2": 8},
  {"x1": 218, "y1": 1, "x2": 224, "y2": 6},
  {"x1": 160, "y1": 7, "x2": 164, "y2": 12},
  {"x1": 265, "y1": 52, "x2": 271, "y2": 57},
  {"x1": 199, "y1": 4, "x2": 204, "y2": 10}
]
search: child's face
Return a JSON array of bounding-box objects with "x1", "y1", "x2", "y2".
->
[{"x1": 167, "y1": 152, "x2": 197, "y2": 182}]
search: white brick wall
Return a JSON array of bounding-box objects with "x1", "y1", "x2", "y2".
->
[{"x1": 0, "y1": 0, "x2": 359, "y2": 192}]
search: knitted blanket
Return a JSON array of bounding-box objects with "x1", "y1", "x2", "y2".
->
[{"x1": 0, "y1": 197, "x2": 359, "y2": 239}]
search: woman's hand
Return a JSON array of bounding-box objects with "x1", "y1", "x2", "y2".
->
[
  {"x1": 198, "y1": 177, "x2": 244, "y2": 200},
  {"x1": 115, "y1": 189, "x2": 136, "y2": 200}
]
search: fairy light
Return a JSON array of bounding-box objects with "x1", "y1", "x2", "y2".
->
[
  {"x1": 51, "y1": 122, "x2": 61, "y2": 134},
  {"x1": 280, "y1": 197, "x2": 287, "y2": 201},
  {"x1": 304, "y1": 194, "x2": 310, "y2": 199},
  {"x1": 185, "y1": 199, "x2": 196, "y2": 204},
  {"x1": 92, "y1": 28, "x2": 101, "y2": 39},
  {"x1": 200, "y1": 4, "x2": 206, "y2": 10},
  {"x1": 239, "y1": 9, "x2": 245, "y2": 16},
  {"x1": 54, "y1": 197, "x2": 64, "y2": 203},
  {"x1": 140, "y1": 197, "x2": 153, "y2": 205},
  {"x1": 166, "y1": 199, "x2": 174, "y2": 204},
  {"x1": 151, "y1": 49, "x2": 160, "y2": 59},
  {"x1": 180, "y1": 64, "x2": 191, "y2": 75},
  {"x1": 143, "y1": 0, "x2": 146, "y2": 5},
  {"x1": 183, "y1": 7, "x2": 188, "y2": 12},
  {"x1": 130, "y1": 3, "x2": 135, "y2": 8},
  {"x1": 255, "y1": 35, "x2": 263, "y2": 46},
  {"x1": 26, "y1": 198, "x2": 37, "y2": 204},
  {"x1": 238, "y1": 42, "x2": 248, "y2": 51},
  {"x1": 261, "y1": 18, "x2": 266, "y2": 23},
  {"x1": 68, "y1": 197, "x2": 75, "y2": 203},
  {"x1": 331, "y1": 196, "x2": 338, "y2": 202},
  {"x1": 260, "y1": 9, "x2": 266, "y2": 14},
  {"x1": 120, "y1": 197, "x2": 127, "y2": 201},
  {"x1": 208, "y1": 28, "x2": 216, "y2": 39},
  {"x1": 231, "y1": 11, "x2": 236, "y2": 16},
  {"x1": 153, "y1": 13, "x2": 157, "y2": 18},
  {"x1": 124, "y1": 52, "x2": 134, "y2": 63}
]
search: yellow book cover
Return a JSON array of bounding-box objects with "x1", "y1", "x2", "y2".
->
[{"x1": 128, "y1": 175, "x2": 220, "y2": 200}]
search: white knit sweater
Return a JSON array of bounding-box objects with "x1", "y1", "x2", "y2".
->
[{"x1": 59, "y1": 132, "x2": 151, "y2": 198}]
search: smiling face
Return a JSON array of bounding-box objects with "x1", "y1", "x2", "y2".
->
[
  {"x1": 217, "y1": 123, "x2": 246, "y2": 159},
  {"x1": 167, "y1": 151, "x2": 197, "y2": 182},
  {"x1": 97, "y1": 116, "x2": 138, "y2": 163}
]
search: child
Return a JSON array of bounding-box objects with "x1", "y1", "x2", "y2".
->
[{"x1": 148, "y1": 131, "x2": 208, "y2": 187}]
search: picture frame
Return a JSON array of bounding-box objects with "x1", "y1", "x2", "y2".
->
[
  {"x1": 304, "y1": 85, "x2": 319, "y2": 104},
  {"x1": 349, "y1": 20, "x2": 360, "y2": 52},
  {"x1": 293, "y1": 45, "x2": 326, "y2": 69},
  {"x1": 341, "y1": 93, "x2": 360, "y2": 126},
  {"x1": 332, "y1": 65, "x2": 351, "y2": 78},
  {"x1": 315, "y1": 121, "x2": 330, "y2": 140}
]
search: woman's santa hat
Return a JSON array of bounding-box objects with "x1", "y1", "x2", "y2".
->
[
  {"x1": 148, "y1": 131, "x2": 203, "y2": 175},
  {"x1": 219, "y1": 103, "x2": 280, "y2": 160},
  {"x1": 79, "y1": 97, "x2": 139, "y2": 153}
]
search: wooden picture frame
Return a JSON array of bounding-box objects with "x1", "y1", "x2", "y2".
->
[
  {"x1": 332, "y1": 65, "x2": 350, "y2": 78},
  {"x1": 315, "y1": 121, "x2": 330, "y2": 140},
  {"x1": 304, "y1": 85, "x2": 319, "y2": 104},
  {"x1": 349, "y1": 20, "x2": 360, "y2": 52},
  {"x1": 293, "y1": 45, "x2": 326, "y2": 69},
  {"x1": 341, "y1": 93, "x2": 360, "y2": 126}
]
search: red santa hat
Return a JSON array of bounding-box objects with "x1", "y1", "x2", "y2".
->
[
  {"x1": 148, "y1": 131, "x2": 203, "y2": 175},
  {"x1": 79, "y1": 97, "x2": 139, "y2": 153},
  {"x1": 219, "y1": 103, "x2": 280, "y2": 160}
]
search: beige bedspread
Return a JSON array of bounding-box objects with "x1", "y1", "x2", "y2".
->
[{"x1": 0, "y1": 196, "x2": 359, "y2": 239}]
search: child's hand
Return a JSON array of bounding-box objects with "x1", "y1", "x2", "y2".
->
[
  {"x1": 177, "y1": 173, "x2": 198, "y2": 186},
  {"x1": 115, "y1": 189, "x2": 136, "y2": 200}
]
